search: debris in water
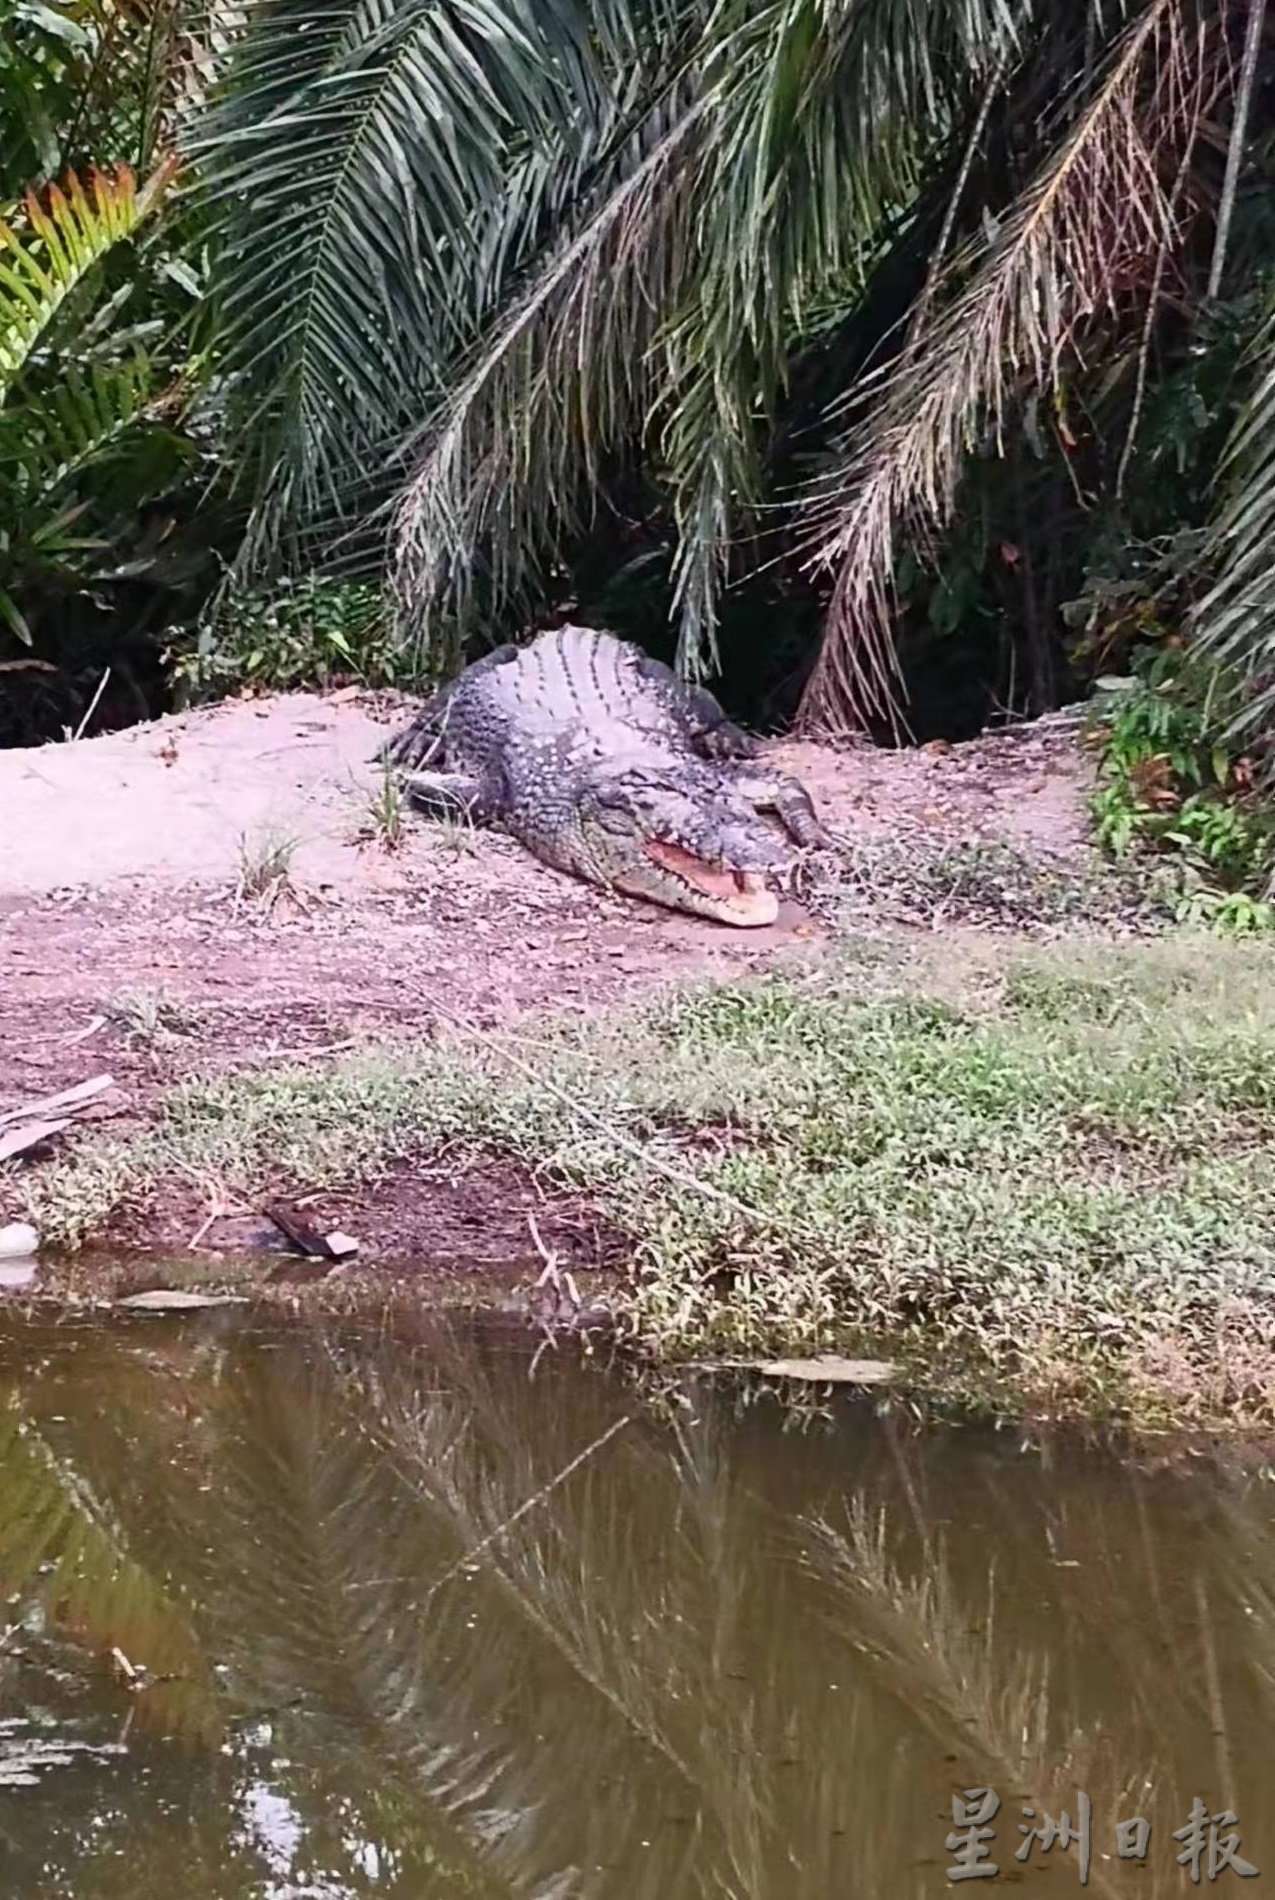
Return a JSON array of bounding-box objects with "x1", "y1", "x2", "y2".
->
[
  {"x1": 757, "y1": 1355, "x2": 898, "y2": 1385},
  {"x1": 115, "y1": 1288, "x2": 248, "y2": 1311},
  {"x1": 264, "y1": 1202, "x2": 337, "y2": 1259},
  {"x1": 264, "y1": 1203, "x2": 358, "y2": 1263},
  {"x1": 109, "y1": 1646, "x2": 139, "y2": 1685},
  {"x1": 0, "y1": 1222, "x2": 38, "y2": 1260}
]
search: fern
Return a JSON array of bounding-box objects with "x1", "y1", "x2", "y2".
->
[
  {"x1": 2, "y1": 353, "x2": 160, "y2": 503},
  {"x1": 0, "y1": 160, "x2": 174, "y2": 399}
]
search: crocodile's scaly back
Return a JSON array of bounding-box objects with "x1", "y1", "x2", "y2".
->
[
  {"x1": 381, "y1": 627, "x2": 827, "y2": 926},
  {"x1": 446, "y1": 627, "x2": 716, "y2": 755}
]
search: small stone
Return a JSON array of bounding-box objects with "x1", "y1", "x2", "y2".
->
[
  {"x1": 0, "y1": 1222, "x2": 38, "y2": 1260},
  {"x1": 323, "y1": 1231, "x2": 360, "y2": 1260}
]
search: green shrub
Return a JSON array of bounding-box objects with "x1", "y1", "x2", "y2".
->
[
  {"x1": 1088, "y1": 644, "x2": 1275, "y2": 932},
  {"x1": 171, "y1": 575, "x2": 401, "y2": 697}
]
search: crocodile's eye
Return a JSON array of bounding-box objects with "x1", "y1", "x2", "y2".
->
[
  {"x1": 588, "y1": 783, "x2": 637, "y2": 815},
  {"x1": 587, "y1": 770, "x2": 661, "y2": 815}
]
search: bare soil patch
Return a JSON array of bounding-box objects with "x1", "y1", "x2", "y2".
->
[
  {"x1": 78, "y1": 1154, "x2": 627, "y2": 1290},
  {"x1": 1, "y1": 687, "x2": 1094, "y2": 1269}
]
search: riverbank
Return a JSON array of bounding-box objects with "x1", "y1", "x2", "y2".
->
[
  {"x1": 12, "y1": 928, "x2": 1275, "y2": 1427},
  {"x1": 5, "y1": 690, "x2": 1272, "y2": 1425}
]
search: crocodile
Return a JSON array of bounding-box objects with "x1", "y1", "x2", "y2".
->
[{"x1": 378, "y1": 625, "x2": 830, "y2": 926}]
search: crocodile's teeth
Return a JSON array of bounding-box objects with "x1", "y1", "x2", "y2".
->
[
  {"x1": 644, "y1": 842, "x2": 778, "y2": 925},
  {"x1": 645, "y1": 838, "x2": 738, "y2": 899}
]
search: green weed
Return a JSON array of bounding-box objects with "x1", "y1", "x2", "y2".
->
[{"x1": 1088, "y1": 646, "x2": 1275, "y2": 930}]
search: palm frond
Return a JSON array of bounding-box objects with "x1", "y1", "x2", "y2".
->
[
  {"x1": 796, "y1": 0, "x2": 1207, "y2": 733},
  {"x1": 1195, "y1": 288, "x2": 1275, "y2": 753},
  {"x1": 193, "y1": 0, "x2": 669, "y2": 548},
  {"x1": 658, "y1": 0, "x2": 1024, "y2": 678},
  {"x1": 0, "y1": 160, "x2": 174, "y2": 400},
  {"x1": 390, "y1": 89, "x2": 701, "y2": 662},
  {"x1": 2, "y1": 351, "x2": 163, "y2": 504}
]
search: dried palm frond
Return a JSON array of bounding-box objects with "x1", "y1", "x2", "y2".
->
[
  {"x1": 1196, "y1": 289, "x2": 1275, "y2": 760},
  {"x1": 655, "y1": 0, "x2": 1006, "y2": 677},
  {"x1": 796, "y1": 0, "x2": 1216, "y2": 735}
]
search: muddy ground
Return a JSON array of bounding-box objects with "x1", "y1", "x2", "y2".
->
[{"x1": 1, "y1": 688, "x2": 1093, "y2": 1270}]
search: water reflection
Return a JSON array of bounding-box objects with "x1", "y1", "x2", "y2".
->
[{"x1": 0, "y1": 1307, "x2": 1271, "y2": 1897}]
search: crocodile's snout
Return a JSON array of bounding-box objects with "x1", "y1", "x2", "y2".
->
[
  {"x1": 642, "y1": 838, "x2": 780, "y2": 926},
  {"x1": 583, "y1": 767, "x2": 790, "y2": 926}
]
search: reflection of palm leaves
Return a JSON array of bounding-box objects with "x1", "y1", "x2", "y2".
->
[
  {"x1": 802, "y1": 1491, "x2": 1195, "y2": 1900},
  {"x1": 185, "y1": 1342, "x2": 517, "y2": 1895},
  {"x1": 6, "y1": 1318, "x2": 1253, "y2": 1899},
  {"x1": 805, "y1": 1500, "x2": 1051, "y2": 1775},
  {"x1": 180, "y1": 1326, "x2": 779, "y2": 1895},
  {"x1": 0, "y1": 1405, "x2": 222, "y2": 1745},
  {"x1": 347, "y1": 1333, "x2": 864, "y2": 1896}
]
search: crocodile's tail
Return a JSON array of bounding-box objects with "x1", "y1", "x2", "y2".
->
[
  {"x1": 373, "y1": 644, "x2": 518, "y2": 772},
  {"x1": 373, "y1": 688, "x2": 451, "y2": 771}
]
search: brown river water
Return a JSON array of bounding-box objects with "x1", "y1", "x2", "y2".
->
[{"x1": 0, "y1": 1304, "x2": 1272, "y2": 1898}]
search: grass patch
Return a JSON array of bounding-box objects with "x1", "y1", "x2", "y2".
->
[
  {"x1": 101, "y1": 986, "x2": 202, "y2": 1047},
  {"x1": 17, "y1": 932, "x2": 1275, "y2": 1425},
  {"x1": 357, "y1": 759, "x2": 408, "y2": 853},
  {"x1": 812, "y1": 838, "x2": 1180, "y2": 934},
  {"x1": 234, "y1": 824, "x2": 300, "y2": 911}
]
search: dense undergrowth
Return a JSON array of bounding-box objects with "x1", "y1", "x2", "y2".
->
[
  {"x1": 1087, "y1": 645, "x2": 1275, "y2": 931},
  {"x1": 21, "y1": 933, "x2": 1275, "y2": 1426}
]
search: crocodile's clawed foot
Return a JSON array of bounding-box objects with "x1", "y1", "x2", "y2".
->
[
  {"x1": 698, "y1": 721, "x2": 762, "y2": 763},
  {"x1": 402, "y1": 769, "x2": 495, "y2": 824},
  {"x1": 728, "y1": 766, "x2": 832, "y2": 851}
]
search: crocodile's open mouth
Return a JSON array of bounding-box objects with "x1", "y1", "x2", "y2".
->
[{"x1": 644, "y1": 839, "x2": 779, "y2": 926}]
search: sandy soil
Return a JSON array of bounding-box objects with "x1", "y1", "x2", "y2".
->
[{"x1": 0, "y1": 687, "x2": 1093, "y2": 1265}]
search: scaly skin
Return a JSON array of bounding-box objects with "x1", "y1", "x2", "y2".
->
[{"x1": 379, "y1": 626, "x2": 829, "y2": 926}]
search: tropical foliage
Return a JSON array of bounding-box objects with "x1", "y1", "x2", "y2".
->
[
  {"x1": 169, "y1": 571, "x2": 400, "y2": 698},
  {"x1": 188, "y1": 0, "x2": 1275, "y2": 745},
  {"x1": 0, "y1": 0, "x2": 225, "y2": 744},
  {"x1": 3, "y1": 0, "x2": 1275, "y2": 766},
  {"x1": 1088, "y1": 646, "x2": 1275, "y2": 927}
]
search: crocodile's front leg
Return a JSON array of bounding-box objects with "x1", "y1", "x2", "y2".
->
[
  {"x1": 402, "y1": 770, "x2": 500, "y2": 825},
  {"x1": 728, "y1": 766, "x2": 832, "y2": 849}
]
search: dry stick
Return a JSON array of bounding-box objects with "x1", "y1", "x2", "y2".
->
[
  {"x1": 1206, "y1": 0, "x2": 1268, "y2": 301},
  {"x1": 71, "y1": 667, "x2": 111, "y2": 743},
  {"x1": 420, "y1": 1414, "x2": 632, "y2": 1606},
  {"x1": 904, "y1": 55, "x2": 1008, "y2": 360},
  {"x1": 1116, "y1": 24, "x2": 1210, "y2": 503}
]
